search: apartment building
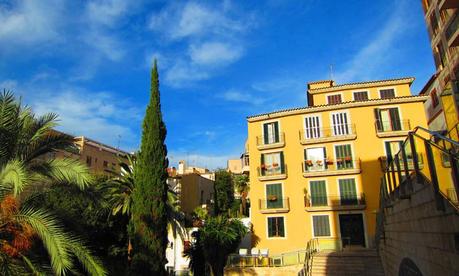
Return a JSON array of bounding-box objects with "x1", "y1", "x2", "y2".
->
[
  {"x1": 421, "y1": 0, "x2": 459, "y2": 134},
  {"x1": 247, "y1": 77, "x2": 428, "y2": 254}
]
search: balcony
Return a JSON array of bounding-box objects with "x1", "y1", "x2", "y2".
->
[
  {"x1": 258, "y1": 198, "x2": 290, "y2": 214},
  {"x1": 304, "y1": 193, "x2": 366, "y2": 212},
  {"x1": 256, "y1": 133, "x2": 285, "y2": 150},
  {"x1": 302, "y1": 158, "x2": 361, "y2": 177},
  {"x1": 257, "y1": 165, "x2": 287, "y2": 181},
  {"x1": 379, "y1": 154, "x2": 424, "y2": 172},
  {"x1": 299, "y1": 124, "x2": 357, "y2": 145},
  {"x1": 439, "y1": 0, "x2": 459, "y2": 10},
  {"x1": 446, "y1": 12, "x2": 459, "y2": 47},
  {"x1": 375, "y1": 119, "x2": 411, "y2": 138}
]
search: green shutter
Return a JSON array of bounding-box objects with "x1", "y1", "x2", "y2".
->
[
  {"x1": 339, "y1": 179, "x2": 357, "y2": 205},
  {"x1": 266, "y1": 184, "x2": 283, "y2": 209},
  {"x1": 313, "y1": 216, "x2": 330, "y2": 237},
  {"x1": 268, "y1": 218, "x2": 274, "y2": 237},
  {"x1": 335, "y1": 144, "x2": 353, "y2": 169},
  {"x1": 268, "y1": 217, "x2": 285, "y2": 237},
  {"x1": 374, "y1": 109, "x2": 382, "y2": 131},
  {"x1": 274, "y1": 122, "x2": 280, "y2": 143},
  {"x1": 263, "y1": 123, "x2": 269, "y2": 144},
  {"x1": 280, "y1": 152, "x2": 285, "y2": 173},
  {"x1": 278, "y1": 217, "x2": 285, "y2": 237},
  {"x1": 260, "y1": 154, "x2": 265, "y2": 176},
  {"x1": 389, "y1": 108, "x2": 401, "y2": 130},
  {"x1": 310, "y1": 181, "x2": 327, "y2": 206}
]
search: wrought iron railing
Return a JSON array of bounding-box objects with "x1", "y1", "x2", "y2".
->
[
  {"x1": 302, "y1": 158, "x2": 360, "y2": 173},
  {"x1": 256, "y1": 132, "x2": 285, "y2": 146},
  {"x1": 304, "y1": 193, "x2": 366, "y2": 208},
  {"x1": 300, "y1": 124, "x2": 356, "y2": 140},
  {"x1": 258, "y1": 164, "x2": 287, "y2": 177},
  {"x1": 375, "y1": 119, "x2": 411, "y2": 133},
  {"x1": 259, "y1": 198, "x2": 290, "y2": 211}
]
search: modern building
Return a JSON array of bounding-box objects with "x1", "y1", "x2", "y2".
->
[
  {"x1": 421, "y1": 0, "x2": 459, "y2": 135},
  {"x1": 246, "y1": 77, "x2": 428, "y2": 254}
]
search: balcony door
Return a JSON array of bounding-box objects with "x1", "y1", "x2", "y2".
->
[
  {"x1": 335, "y1": 144, "x2": 354, "y2": 169},
  {"x1": 266, "y1": 183, "x2": 283, "y2": 209},
  {"x1": 310, "y1": 180, "x2": 327, "y2": 207},
  {"x1": 331, "y1": 112, "x2": 350, "y2": 136},
  {"x1": 261, "y1": 152, "x2": 284, "y2": 175},
  {"x1": 375, "y1": 108, "x2": 401, "y2": 131},
  {"x1": 305, "y1": 147, "x2": 326, "y2": 171},
  {"x1": 304, "y1": 115, "x2": 321, "y2": 139},
  {"x1": 339, "y1": 214, "x2": 365, "y2": 247},
  {"x1": 339, "y1": 178, "x2": 358, "y2": 205},
  {"x1": 263, "y1": 121, "x2": 279, "y2": 144}
]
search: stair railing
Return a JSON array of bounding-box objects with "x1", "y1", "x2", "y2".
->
[{"x1": 299, "y1": 238, "x2": 319, "y2": 276}]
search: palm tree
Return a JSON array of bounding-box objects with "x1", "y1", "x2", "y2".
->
[
  {"x1": 0, "y1": 90, "x2": 106, "y2": 275},
  {"x1": 233, "y1": 174, "x2": 250, "y2": 216}
]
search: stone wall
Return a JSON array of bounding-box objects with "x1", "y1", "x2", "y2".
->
[{"x1": 379, "y1": 182, "x2": 459, "y2": 276}]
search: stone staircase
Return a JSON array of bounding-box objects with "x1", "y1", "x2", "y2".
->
[{"x1": 311, "y1": 249, "x2": 385, "y2": 276}]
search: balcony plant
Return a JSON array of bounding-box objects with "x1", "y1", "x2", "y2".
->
[
  {"x1": 326, "y1": 159, "x2": 333, "y2": 165},
  {"x1": 316, "y1": 160, "x2": 323, "y2": 166},
  {"x1": 268, "y1": 195, "x2": 278, "y2": 201},
  {"x1": 345, "y1": 156, "x2": 352, "y2": 162},
  {"x1": 272, "y1": 162, "x2": 279, "y2": 167},
  {"x1": 260, "y1": 164, "x2": 266, "y2": 170},
  {"x1": 305, "y1": 160, "x2": 313, "y2": 166},
  {"x1": 336, "y1": 158, "x2": 343, "y2": 164}
]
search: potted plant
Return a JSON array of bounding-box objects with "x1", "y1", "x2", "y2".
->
[
  {"x1": 316, "y1": 160, "x2": 323, "y2": 166},
  {"x1": 326, "y1": 159, "x2": 333, "y2": 165},
  {"x1": 268, "y1": 195, "x2": 278, "y2": 201},
  {"x1": 272, "y1": 162, "x2": 279, "y2": 167},
  {"x1": 336, "y1": 158, "x2": 343, "y2": 163},
  {"x1": 306, "y1": 160, "x2": 313, "y2": 166},
  {"x1": 345, "y1": 156, "x2": 352, "y2": 162},
  {"x1": 261, "y1": 164, "x2": 266, "y2": 169}
]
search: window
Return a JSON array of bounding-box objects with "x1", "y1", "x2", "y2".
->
[
  {"x1": 313, "y1": 215, "x2": 330, "y2": 237},
  {"x1": 374, "y1": 108, "x2": 402, "y2": 132},
  {"x1": 384, "y1": 141, "x2": 404, "y2": 159},
  {"x1": 103, "y1": 161, "x2": 108, "y2": 167},
  {"x1": 304, "y1": 115, "x2": 321, "y2": 139},
  {"x1": 379, "y1": 89, "x2": 395, "y2": 99},
  {"x1": 339, "y1": 179, "x2": 358, "y2": 205},
  {"x1": 431, "y1": 89, "x2": 439, "y2": 108},
  {"x1": 263, "y1": 121, "x2": 280, "y2": 144},
  {"x1": 86, "y1": 156, "x2": 92, "y2": 166},
  {"x1": 335, "y1": 144, "x2": 354, "y2": 169},
  {"x1": 268, "y1": 217, "x2": 285, "y2": 237},
  {"x1": 304, "y1": 147, "x2": 326, "y2": 172},
  {"x1": 353, "y1": 91, "x2": 368, "y2": 101},
  {"x1": 310, "y1": 181, "x2": 327, "y2": 207},
  {"x1": 261, "y1": 152, "x2": 285, "y2": 176},
  {"x1": 331, "y1": 112, "x2": 350, "y2": 136},
  {"x1": 327, "y1": 94, "x2": 342, "y2": 105},
  {"x1": 429, "y1": 13, "x2": 439, "y2": 36},
  {"x1": 266, "y1": 183, "x2": 283, "y2": 208}
]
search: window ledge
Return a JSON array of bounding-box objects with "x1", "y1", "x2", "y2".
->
[
  {"x1": 302, "y1": 169, "x2": 361, "y2": 177},
  {"x1": 260, "y1": 208, "x2": 290, "y2": 214},
  {"x1": 257, "y1": 141, "x2": 285, "y2": 150},
  {"x1": 305, "y1": 204, "x2": 366, "y2": 212},
  {"x1": 300, "y1": 134, "x2": 356, "y2": 145},
  {"x1": 376, "y1": 130, "x2": 410, "y2": 138},
  {"x1": 258, "y1": 174, "x2": 287, "y2": 181}
]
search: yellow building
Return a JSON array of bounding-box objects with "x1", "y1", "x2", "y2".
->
[
  {"x1": 247, "y1": 77, "x2": 428, "y2": 254},
  {"x1": 421, "y1": 0, "x2": 459, "y2": 135}
]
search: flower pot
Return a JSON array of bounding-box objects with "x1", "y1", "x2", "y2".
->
[{"x1": 268, "y1": 195, "x2": 278, "y2": 201}]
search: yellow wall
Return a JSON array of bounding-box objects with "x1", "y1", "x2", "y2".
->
[
  {"x1": 247, "y1": 82, "x2": 428, "y2": 254},
  {"x1": 180, "y1": 173, "x2": 214, "y2": 215}
]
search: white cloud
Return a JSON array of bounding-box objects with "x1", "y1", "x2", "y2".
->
[
  {"x1": 0, "y1": 0, "x2": 63, "y2": 45},
  {"x1": 164, "y1": 60, "x2": 210, "y2": 86},
  {"x1": 220, "y1": 89, "x2": 265, "y2": 105},
  {"x1": 149, "y1": 2, "x2": 249, "y2": 40},
  {"x1": 189, "y1": 42, "x2": 243, "y2": 66},
  {"x1": 334, "y1": 1, "x2": 412, "y2": 83},
  {"x1": 86, "y1": 0, "x2": 129, "y2": 27}
]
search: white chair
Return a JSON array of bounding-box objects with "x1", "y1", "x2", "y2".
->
[
  {"x1": 239, "y1": 248, "x2": 248, "y2": 256},
  {"x1": 251, "y1": 248, "x2": 259, "y2": 256},
  {"x1": 260, "y1": 248, "x2": 269, "y2": 256}
]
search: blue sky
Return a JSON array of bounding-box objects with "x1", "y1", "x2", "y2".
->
[{"x1": 0, "y1": 0, "x2": 435, "y2": 169}]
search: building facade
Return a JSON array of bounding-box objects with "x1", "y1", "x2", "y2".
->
[
  {"x1": 421, "y1": 0, "x2": 459, "y2": 134},
  {"x1": 247, "y1": 78, "x2": 428, "y2": 254}
]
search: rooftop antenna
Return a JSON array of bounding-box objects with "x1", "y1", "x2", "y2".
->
[
  {"x1": 116, "y1": 134, "x2": 121, "y2": 151},
  {"x1": 329, "y1": 64, "x2": 334, "y2": 80}
]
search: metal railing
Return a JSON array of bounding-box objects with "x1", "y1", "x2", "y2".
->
[
  {"x1": 300, "y1": 124, "x2": 356, "y2": 140},
  {"x1": 256, "y1": 132, "x2": 285, "y2": 146},
  {"x1": 380, "y1": 126, "x2": 459, "y2": 211},
  {"x1": 304, "y1": 193, "x2": 366, "y2": 208},
  {"x1": 302, "y1": 158, "x2": 360, "y2": 173},
  {"x1": 375, "y1": 119, "x2": 411, "y2": 133},
  {"x1": 226, "y1": 239, "x2": 319, "y2": 270},
  {"x1": 299, "y1": 238, "x2": 320, "y2": 276},
  {"x1": 258, "y1": 198, "x2": 289, "y2": 211},
  {"x1": 258, "y1": 164, "x2": 287, "y2": 177},
  {"x1": 379, "y1": 154, "x2": 424, "y2": 172},
  {"x1": 446, "y1": 12, "x2": 459, "y2": 43}
]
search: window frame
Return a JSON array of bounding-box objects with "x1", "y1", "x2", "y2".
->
[
  {"x1": 337, "y1": 177, "x2": 359, "y2": 206},
  {"x1": 333, "y1": 143, "x2": 356, "y2": 170},
  {"x1": 266, "y1": 216, "x2": 287, "y2": 239},
  {"x1": 330, "y1": 110, "x2": 352, "y2": 136},
  {"x1": 265, "y1": 183, "x2": 284, "y2": 209},
  {"x1": 309, "y1": 179, "x2": 328, "y2": 207},
  {"x1": 378, "y1": 87, "x2": 397, "y2": 99},
  {"x1": 303, "y1": 114, "x2": 322, "y2": 139},
  {"x1": 312, "y1": 215, "x2": 331, "y2": 237},
  {"x1": 326, "y1": 93, "x2": 343, "y2": 105},
  {"x1": 261, "y1": 120, "x2": 281, "y2": 145},
  {"x1": 352, "y1": 90, "x2": 369, "y2": 101}
]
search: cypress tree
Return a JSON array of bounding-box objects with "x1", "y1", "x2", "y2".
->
[{"x1": 129, "y1": 60, "x2": 168, "y2": 275}]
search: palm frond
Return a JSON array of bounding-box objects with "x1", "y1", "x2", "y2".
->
[
  {"x1": 30, "y1": 158, "x2": 93, "y2": 190},
  {"x1": 66, "y1": 238, "x2": 107, "y2": 276},
  {"x1": 0, "y1": 159, "x2": 30, "y2": 198},
  {"x1": 15, "y1": 207, "x2": 73, "y2": 275}
]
